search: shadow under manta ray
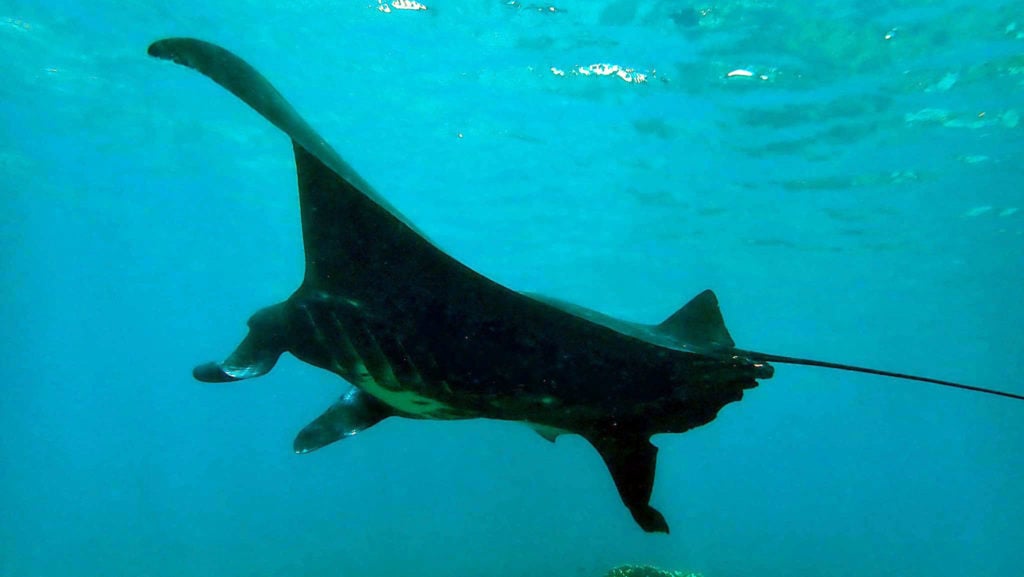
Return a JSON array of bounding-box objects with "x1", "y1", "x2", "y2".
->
[{"x1": 148, "y1": 37, "x2": 1023, "y2": 534}]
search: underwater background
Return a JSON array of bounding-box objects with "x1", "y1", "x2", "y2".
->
[{"x1": 2, "y1": 1, "x2": 1022, "y2": 576}]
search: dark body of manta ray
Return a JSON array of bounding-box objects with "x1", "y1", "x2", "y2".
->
[{"x1": 148, "y1": 38, "x2": 1023, "y2": 533}]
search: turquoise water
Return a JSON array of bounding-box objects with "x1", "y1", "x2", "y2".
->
[{"x1": 2, "y1": 1, "x2": 1022, "y2": 576}]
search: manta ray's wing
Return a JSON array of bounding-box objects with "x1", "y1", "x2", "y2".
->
[
  {"x1": 147, "y1": 37, "x2": 468, "y2": 293},
  {"x1": 588, "y1": 434, "x2": 669, "y2": 534},
  {"x1": 150, "y1": 37, "x2": 503, "y2": 390}
]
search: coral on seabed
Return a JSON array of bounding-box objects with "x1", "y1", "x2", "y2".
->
[{"x1": 604, "y1": 564, "x2": 702, "y2": 577}]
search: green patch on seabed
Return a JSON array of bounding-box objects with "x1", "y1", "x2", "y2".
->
[{"x1": 605, "y1": 565, "x2": 702, "y2": 577}]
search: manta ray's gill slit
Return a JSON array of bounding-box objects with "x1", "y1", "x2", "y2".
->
[
  {"x1": 321, "y1": 310, "x2": 455, "y2": 418},
  {"x1": 323, "y1": 311, "x2": 361, "y2": 379},
  {"x1": 354, "y1": 326, "x2": 403, "y2": 392},
  {"x1": 338, "y1": 314, "x2": 396, "y2": 388},
  {"x1": 374, "y1": 334, "x2": 428, "y2": 392}
]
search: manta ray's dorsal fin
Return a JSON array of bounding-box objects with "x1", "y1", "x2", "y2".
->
[
  {"x1": 147, "y1": 38, "x2": 437, "y2": 287},
  {"x1": 657, "y1": 289, "x2": 735, "y2": 348}
]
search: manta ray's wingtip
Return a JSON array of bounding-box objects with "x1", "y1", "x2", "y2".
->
[
  {"x1": 146, "y1": 38, "x2": 168, "y2": 57},
  {"x1": 147, "y1": 37, "x2": 182, "y2": 60},
  {"x1": 147, "y1": 37, "x2": 208, "y2": 67},
  {"x1": 637, "y1": 507, "x2": 670, "y2": 534}
]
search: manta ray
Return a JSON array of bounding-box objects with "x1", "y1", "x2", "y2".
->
[{"x1": 148, "y1": 38, "x2": 1023, "y2": 533}]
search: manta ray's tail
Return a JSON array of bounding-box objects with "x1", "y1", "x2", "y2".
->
[
  {"x1": 669, "y1": 291, "x2": 1023, "y2": 401},
  {"x1": 742, "y1": 350, "x2": 1024, "y2": 401}
]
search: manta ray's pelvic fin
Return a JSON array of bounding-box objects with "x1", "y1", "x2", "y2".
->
[
  {"x1": 193, "y1": 302, "x2": 290, "y2": 382},
  {"x1": 588, "y1": 434, "x2": 669, "y2": 534},
  {"x1": 294, "y1": 388, "x2": 395, "y2": 454},
  {"x1": 657, "y1": 289, "x2": 735, "y2": 348}
]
